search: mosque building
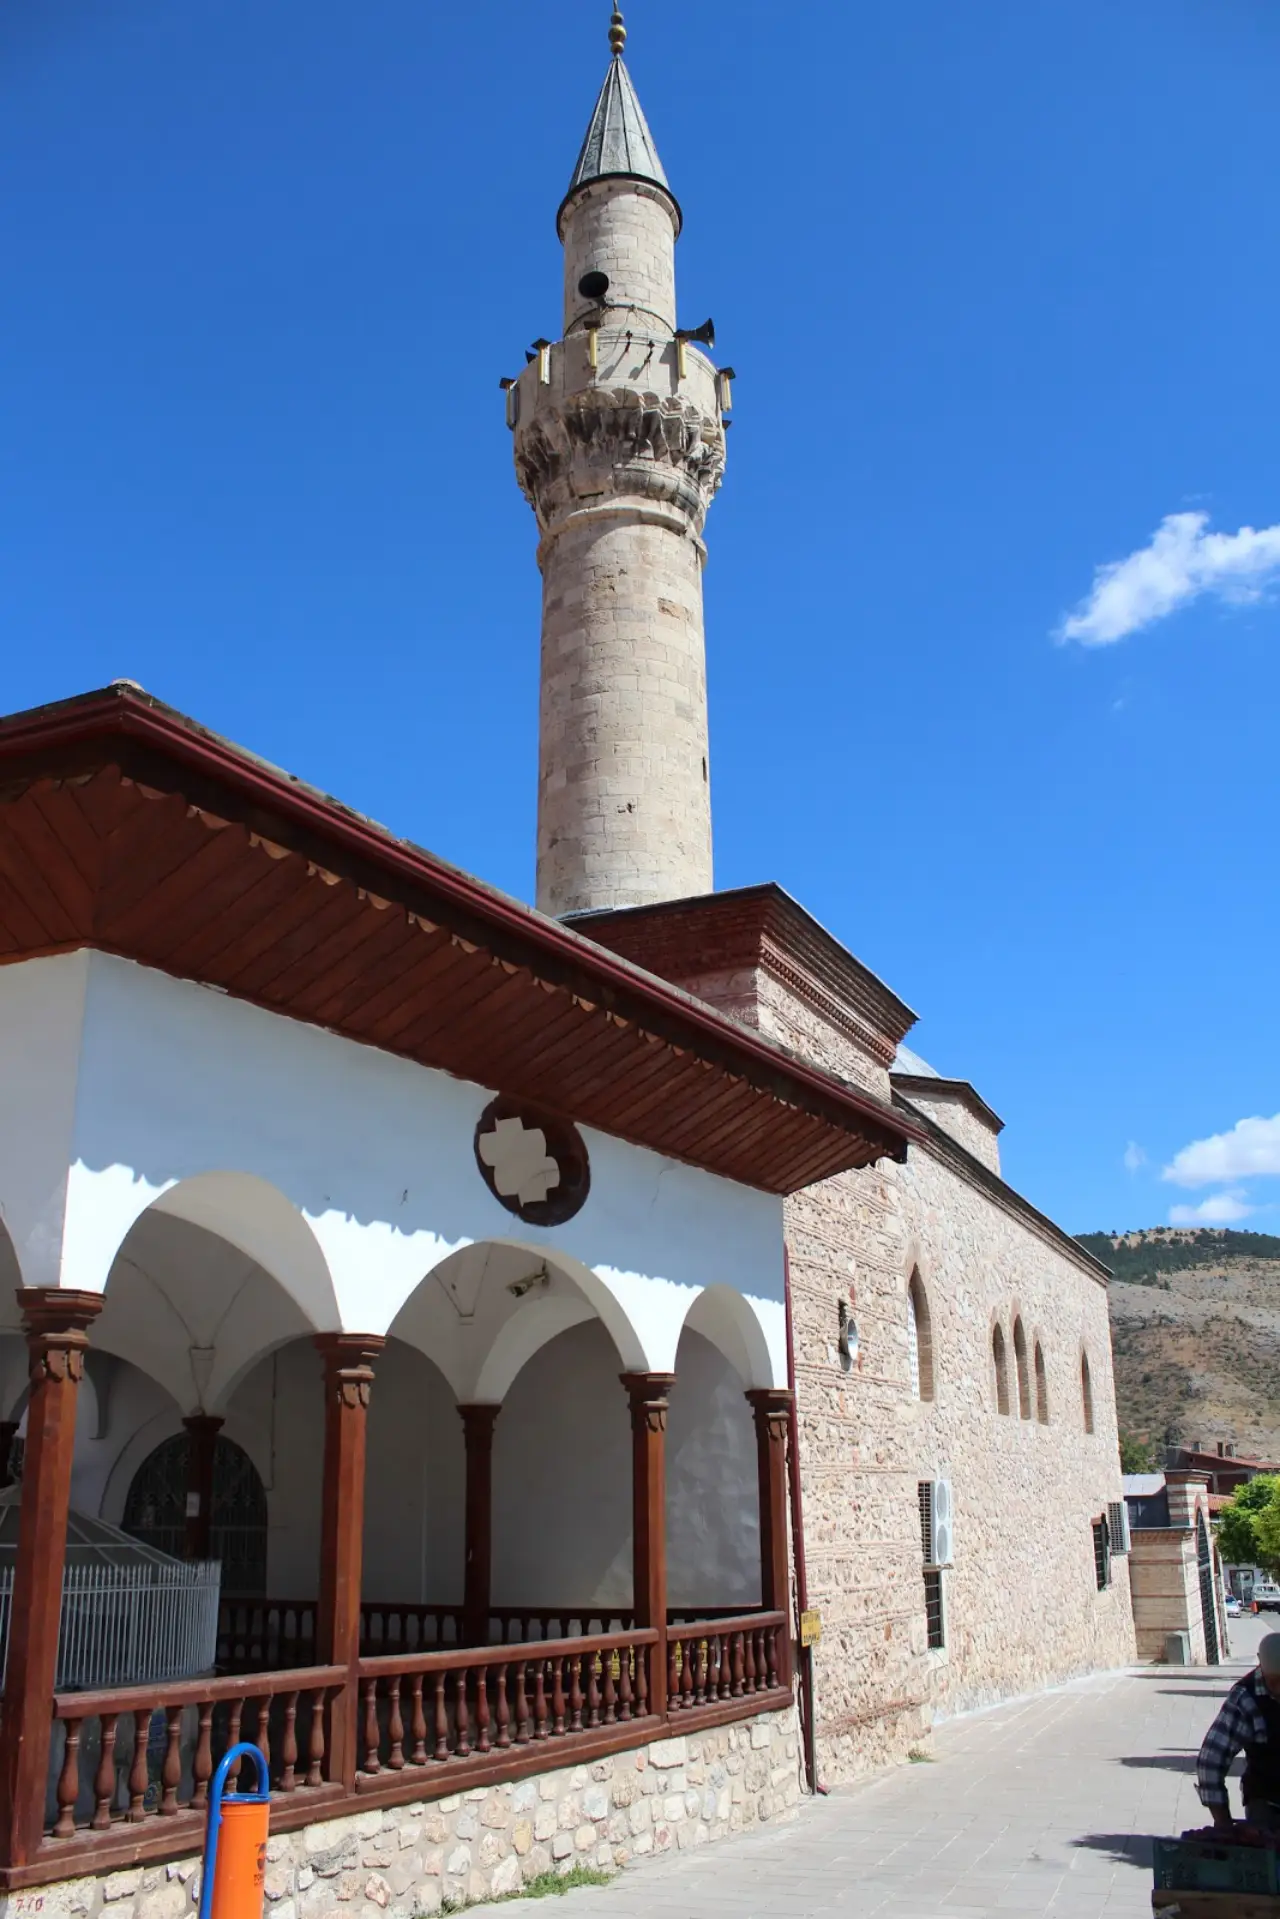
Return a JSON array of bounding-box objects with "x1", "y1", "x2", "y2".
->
[{"x1": 0, "y1": 11, "x2": 1136, "y2": 1910}]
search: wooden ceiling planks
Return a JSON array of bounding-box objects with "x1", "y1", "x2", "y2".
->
[{"x1": 0, "y1": 689, "x2": 917, "y2": 1194}]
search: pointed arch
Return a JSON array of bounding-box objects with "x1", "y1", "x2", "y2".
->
[
  {"x1": 1081, "y1": 1348, "x2": 1095, "y2": 1434},
  {"x1": 678, "y1": 1285, "x2": 779, "y2": 1390}
]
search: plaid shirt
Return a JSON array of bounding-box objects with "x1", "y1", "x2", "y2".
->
[{"x1": 1198, "y1": 1668, "x2": 1278, "y2": 1809}]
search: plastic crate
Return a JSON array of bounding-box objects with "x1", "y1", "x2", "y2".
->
[{"x1": 1153, "y1": 1835, "x2": 1280, "y2": 1895}]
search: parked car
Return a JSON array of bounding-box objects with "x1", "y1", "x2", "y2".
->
[
  {"x1": 1252, "y1": 1581, "x2": 1280, "y2": 1614},
  {"x1": 1226, "y1": 1594, "x2": 1243, "y2": 1618}
]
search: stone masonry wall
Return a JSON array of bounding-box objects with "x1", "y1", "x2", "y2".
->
[
  {"x1": 5, "y1": 1713, "x2": 799, "y2": 1919},
  {"x1": 754, "y1": 970, "x2": 1135, "y2": 1786}
]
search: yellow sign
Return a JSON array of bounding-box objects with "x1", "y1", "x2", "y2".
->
[{"x1": 799, "y1": 1609, "x2": 822, "y2": 1648}]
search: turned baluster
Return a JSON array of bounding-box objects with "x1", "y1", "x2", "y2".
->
[
  {"x1": 159, "y1": 1706, "x2": 183, "y2": 1815},
  {"x1": 586, "y1": 1653, "x2": 602, "y2": 1729},
  {"x1": 455, "y1": 1668, "x2": 471, "y2": 1758},
  {"x1": 765, "y1": 1623, "x2": 779, "y2": 1689},
  {"x1": 494, "y1": 1665, "x2": 511, "y2": 1750},
  {"x1": 717, "y1": 1633, "x2": 732, "y2": 1700},
  {"x1": 617, "y1": 1647, "x2": 632, "y2": 1723},
  {"x1": 680, "y1": 1636, "x2": 695, "y2": 1708},
  {"x1": 474, "y1": 1665, "x2": 492, "y2": 1754},
  {"x1": 305, "y1": 1689, "x2": 326, "y2": 1789},
  {"x1": 127, "y1": 1709, "x2": 151, "y2": 1820},
  {"x1": 362, "y1": 1679, "x2": 382, "y2": 1774},
  {"x1": 433, "y1": 1671, "x2": 450, "y2": 1761},
  {"x1": 668, "y1": 1636, "x2": 680, "y2": 1705},
  {"x1": 533, "y1": 1662, "x2": 548, "y2": 1739},
  {"x1": 551, "y1": 1657, "x2": 566, "y2": 1737},
  {"x1": 731, "y1": 1631, "x2": 745, "y2": 1697},
  {"x1": 254, "y1": 1696, "x2": 271, "y2": 1776},
  {"x1": 743, "y1": 1628, "x2": 757, "y2": 1695},
  {"x1": 634, "y1": 1644, "x2": 648, "y2": 1718},
  {"x1": 694, "y1": 1638, "x2": 708, "y2": 1706},
  {"x1": 191, "y1": 1702, "x2": 214, "y2": 1811},
  {"x1": 513, "y1": 1661, "x2": 530, "y2": 1745},
  {"x1": 387, "y1": 1677, "x2": 405, "y2": 1770},
  {"x1": 226, "y1": 1701, "x2": 244, "y2": 1784},
  {"x1": 568, "y1": 1654, "x2": 584, "y2": 1733},
  {"x1": 409, "y1": 1675, "x2": 428, "y2": 1765},
  {"x1": 601, "y1": 1651, "x2": 617, "y2": 1726},
  {"x1": 92, "y1": 1711, "x2": 120, "y2": 1830},
  {"x1": 54, "y1": 1717, "x2": 83, "y2": 1837},
  {"x1": 280, "y1": 1691, "x2": 299, "y2": 1791}
]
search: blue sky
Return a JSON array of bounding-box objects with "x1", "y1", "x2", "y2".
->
[{"x1": 4, "y1": 0, "x2": 1279, "y2": 1237}]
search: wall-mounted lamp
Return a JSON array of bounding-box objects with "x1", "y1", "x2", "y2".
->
[
  {"x1": 499, "y1": 376, "x2": 519, "y2": 429},
  {"x1": 530, "y1": 338, "x2": 552, "y2": 385},
  {"x1": 507, "y1": 1263, "x2": 550, "y2": 1301},
  {"x1": 584, "y1": 314, "x2": 602, "y2": 370},
  {"x1": 717, "y1": 366, "x2": 736, "y2": 416}
]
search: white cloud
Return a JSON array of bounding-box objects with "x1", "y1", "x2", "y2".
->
[
  {"x1": 1123, "y1": 1141, "x2": 1146, "y2": 1174},
  {"x1": 1059, "y1": 510, "x2": 1280, "y2": 645},
  {"x1": 1163, "y1": 1113, "x2": 1280, "y2": 1187},
  {"x1": 1168, "y1": 1191, "x2": 1255, "y2": 1227}
]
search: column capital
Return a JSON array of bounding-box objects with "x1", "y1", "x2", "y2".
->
[
  {"x1": 458, "y1": 1402, "x2": 501, "y2": 1442},
  {"x1": 17, "y1": 1288, "x2": 103, "y2": 1384},
  {"x1": 182, "y1": 1412, "x2": 224, "y2": 1436},
  {"x1": 314, "y1": 1333, "x2": 384, "y2": 1409},
  {"x1": 746, "y1": 1387, "x2": 793, "y2": 1444},
  {"x1": 621, "y1": 1371, "x2": 677, "y2": 1434}
]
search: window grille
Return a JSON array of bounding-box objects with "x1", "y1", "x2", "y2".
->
[
  {"x1": 923, "y1": 1569, "x2": 945, "y2": 1650},
  {"x1": 1107, "y1": 1500, "x2": 1130, "y2": 1555},
  {"x1": 907, "y1": 1294, "x2": 921, "y2": 1400},
  {"x1": 1092, "y1": 1516, "x2": 1111, "y2": 1591}
]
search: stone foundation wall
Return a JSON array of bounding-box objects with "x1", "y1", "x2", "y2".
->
[{"x1": 5, "y1": 1711, "x2": 800, "y2": 1919}]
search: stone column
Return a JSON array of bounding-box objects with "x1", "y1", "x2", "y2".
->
[
  {"x1": 622, "y1": 1372, "x2": 675, "y2": 1717},
  {"x1": 0, "y1": 1289, "x2": 102, "y2": 1868},
  {"x1": 747, "y1": 1388, "x2": 794, "y2": 1685},
  {"x1": 315, "y1": 1333, "x2": 383, "y2": 1789},
  {"x1": 459, "y1": 1404, "x2": 500, "y2": 1649},
  {"x1": 182, "y1": 1413, "x2": 223, "y2": 1561}
]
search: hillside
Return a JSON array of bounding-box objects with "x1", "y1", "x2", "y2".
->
[{"x1": 1079, "y1": 1228, "x2": 1280, "y2": 1459}]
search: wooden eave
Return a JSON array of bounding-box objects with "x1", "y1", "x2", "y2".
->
[{"x1": 0, "y1": 686, "x2": 917, "y2": 1197}]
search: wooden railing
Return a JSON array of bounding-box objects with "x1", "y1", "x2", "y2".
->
[
  {"x1": 216, "y1": 1599, "x2": 466, "y2": 1672},
  {"x1": 355, "y1": 1627, "x2": 660, "y2": 1776},
  {"x1": 666, "y1": 1612, "x2": 789, "y2": 1710},
  {"x1": 487, "y1": 1607, "x2": 636, "y2": 1644},
  {"x1": 48, "y1": 1664, "x2": 345, "y2": 1841}
]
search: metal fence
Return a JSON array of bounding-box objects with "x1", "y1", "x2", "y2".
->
[{"x1": 0, "y1": 1559, "x2": 221, "y2": 1691}]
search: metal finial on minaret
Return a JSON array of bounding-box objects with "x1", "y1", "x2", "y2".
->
[{"x1": 608, "y1": 8, "x2": 626, "y2": 56}]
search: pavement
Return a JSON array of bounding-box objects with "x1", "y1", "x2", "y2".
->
[{"x1": 499, "y1": 1613, "x2": 1269, "y2": 1919}]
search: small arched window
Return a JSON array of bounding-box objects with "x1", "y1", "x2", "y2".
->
[
  {"x1": 906, "y1": 1272, "x2": 934, "y2": 1402},
  {"x1": 1081, "y1": 1351, "x2": 1095, "y2": 1435},
  {"x1": 1034, "y1": 1341, "x2": 1049, "y2": 1425},
  {"x1": 1012, "y1": 1318, "x2": 1031, "y2": 1420},
  {"x1": 992, "y1": 1323, "x2": 1010, "y2": 1415}
]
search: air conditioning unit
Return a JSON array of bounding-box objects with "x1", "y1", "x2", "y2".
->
[
  {"x1": 925, "y1": 1479, "x2": 954, "y2": 1568},
  {"x1": 1107, "y1": 1500, "x2": 1131, "y2": 1555}
]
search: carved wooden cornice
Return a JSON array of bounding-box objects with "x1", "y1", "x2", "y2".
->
[
  {"x1": 621, "y1": 1371, "x2": 677, "y2": 1434},
  {"x1": 17, "y1": 1290, "x2": 103, "y2": 1385},
  {"x1": 314, "y1": 1333, "x2": 385, "y2": 1410}
]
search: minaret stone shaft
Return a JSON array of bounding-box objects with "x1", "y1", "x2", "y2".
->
[{"x1": 511, "y1": 12, "x2": 726, "y2": 917}]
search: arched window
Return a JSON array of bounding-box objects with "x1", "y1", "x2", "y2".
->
[
  {"x1": 991, "y1": 1324, "x2": 1010, "y2": 1415},
  {"x1": 1081, "y1": 1351, "x2": 1095, "y2": 1435},
  {"x1": 907, "y1": 1273, "x2": 934, "y2": 1402},
  {"x1": 124, "y1": 1434, "x2": 268, "y2": 1595},
  {"x1": 1034, "y1": 1341, "x2": 1049, "y2": 1425},
  {"x1": 1012, "y1": 1318, "x2": 1031, "y2": 1420}
]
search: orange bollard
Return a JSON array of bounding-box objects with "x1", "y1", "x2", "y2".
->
[{"x1": 208, "y1": 1799, "x2": 268, "y2": 1919}]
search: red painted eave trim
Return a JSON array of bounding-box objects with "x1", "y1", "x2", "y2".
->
[{"x1": 0, "y1": 687, "x2": 919, "y2": 1170}]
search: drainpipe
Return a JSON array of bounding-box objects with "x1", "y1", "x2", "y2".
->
[{"x1": 784, "y1": 1244, "x2": 824, "y2": 1794}]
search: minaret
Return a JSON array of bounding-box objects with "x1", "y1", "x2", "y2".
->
[{"x1": 509, "y1": 8, "x2": 728, "y2": 918}]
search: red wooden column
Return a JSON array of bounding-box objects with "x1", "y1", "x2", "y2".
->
[
  {"x1": 0, "y1": 1289, "x2": 103, "y2": 1869},
  {"x1": 747, "y1": 1387, "x2": 794, "y2": 1685},
  {"x1": 622, "y1": 1372, "x2": 675, "y2": 1718},
  {"x1": 314, "y1": 1332, "x2": 383, "y2": 1789},
  {"x1": 459, "y1": 1404, "x2": 500, "y2": 1648},
  {"x1": 182, "y1": 1413, "x2": 223, "y2": 1560}
]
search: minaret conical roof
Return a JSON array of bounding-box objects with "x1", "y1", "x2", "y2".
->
[{"x1": 566, "y1": 55, "x2": 670, "y2": 199}]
